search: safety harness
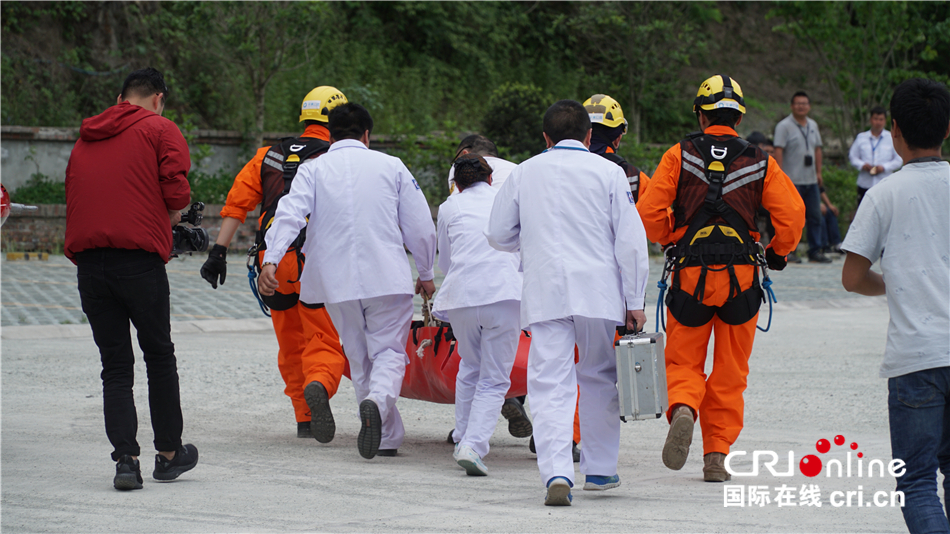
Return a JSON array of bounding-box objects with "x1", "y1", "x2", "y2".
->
[
  {"x1": 655, "y1": 132, "x2": 777, "y2": 331},
  {"x1": 600, "y1": 151, "x2": 644, "y2": 203},
  {"x1": 246, "y1": 136, "x2": 330, "y2": 316}
]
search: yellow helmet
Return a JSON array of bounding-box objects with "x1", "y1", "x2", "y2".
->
[
  {"x1": 299, "y1": 86, "x2": 347, "y2": 123},
  {"x1": 583, "y1": 94, "x2": 628, "y2": 134},
  {"x1": 693, "y1": 75, "x2": 746, "y2": 114}
]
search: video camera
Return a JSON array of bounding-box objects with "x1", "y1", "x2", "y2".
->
[{"x1": 171, "y1": 201, "x2": 210, "y2": 257}]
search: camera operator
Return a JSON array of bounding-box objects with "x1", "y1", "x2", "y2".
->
[{"x1": 64, "y1": 67, "x2": 199, "y2": 491}]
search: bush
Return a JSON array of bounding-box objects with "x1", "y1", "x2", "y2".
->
[
  {"x1": 9, "y1": 173, "x2": 65, "y2": 204},
  {"x1": 385, "y1": 127, "x2": 459, "y2": 209},
  {"x1": 188, "y1": 168, "x2": 236, "y2": 205},
  {"x1": 822, "y1": 164, "x2": 858, "y2": 239},
  {"x1": 481, "y1": 83, "x2": 552, "y2": 161}
]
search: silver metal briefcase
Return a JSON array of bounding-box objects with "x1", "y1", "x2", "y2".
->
[{"x1": 615, "y1": 332, "x2": 668, "y2": 422}]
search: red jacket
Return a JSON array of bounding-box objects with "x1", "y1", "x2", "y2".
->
[{"x1": 65, "y1": 101, "x2": 191, "y2": 263}]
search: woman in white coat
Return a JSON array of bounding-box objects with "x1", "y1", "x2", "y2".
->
[{"x1": 433, "y1": 154, "x2": 524, "y2": 476}]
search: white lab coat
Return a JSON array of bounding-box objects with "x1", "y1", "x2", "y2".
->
[
  {"x1": 485, "y1": 139, "x2": 649, "y2": 329},
  {"x1": 432, "y1": 181, "x2": 522, "y2": 321},
  {"x1": 263, "y1": 139, "x2": 437, "y2": 303},
  {"x1": 448, "y1": 156, "x2": 517, "y2": 196}
]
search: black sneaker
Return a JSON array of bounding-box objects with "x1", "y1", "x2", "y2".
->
[
  {"x1": 376, "y1": 449, "x2": 397, "y2": 457},
  {"x1": 808, "y1": 252, "x2": 833, "y2": 264},
  {"x1": 529, "y1": 435, "x2": 536, "y2": 454},
  {"x1": 500, "y1": 397, "x2": 533, "y2": 438},
  {"x1": 297, "y1": 422, "x2": 311, "y2": 438},
  {"x1": 447, "y1": 429, "x2": 456, "y2": 445},
  {"x1": 114, "y1": 455, "x2": 143, "y2": 491},
  {"x1": 153, "y1": 444, "x2": 199, "y2": 481},
  {"x1": 787, "y1": 252, "x2": 802, "y2": 264},
  {"x1": 358, "y1": 399, "x2": 382, "y2": 459},
  {"x1": 304, "y1": 381, "x2": 335, "y2": 443}
]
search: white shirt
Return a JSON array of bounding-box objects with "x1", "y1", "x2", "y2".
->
[
  {"x1": 486, "y1": 139, "x2": 650, "y2": 328},
  {"x1": 848, "y1": 129, "x2": 903, "y2": 190},
  {"x1": 262, "y1": 139, "x2": 437, "y2": 304},
  {"x1": 448, "y1": 156, "x2": 517, "y2": 196},
  {"x1": 841, "y1": 161, "x2": 950, "y2": 378},
  {"x1": 432, "y1": 181, "x2": 522, "y2": 321}
]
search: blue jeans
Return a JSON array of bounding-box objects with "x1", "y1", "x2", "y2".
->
[
  {"x1": 795, "y1": 184, "x2": 822, "y2": 256},
  {"x1": 888, "y1": 367, "x2": 950, "y2": 534},
  {"x1": 817, "y1": 208, "x2": 841, "y2": 249}
]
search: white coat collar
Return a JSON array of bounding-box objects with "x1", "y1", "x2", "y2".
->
[
  {"x1": 551, "y1": 139, "x2": 589, "y2": 151},
  {"x1": 329, "y1": 138, "x2": 369, "y2": 152}
]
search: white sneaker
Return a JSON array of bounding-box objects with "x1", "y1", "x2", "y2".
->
[{"x1": 454, "y1": 444, "x2": 488, "y2": 476}]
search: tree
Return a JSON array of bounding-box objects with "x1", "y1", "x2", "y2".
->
[
  {"x1": 193, "y1": 2, "x2": 336, "y2": 148},
  {"x1": 481, "y1": 83, "x2": 552, "y2": 160},
  {"x1": 568, "y1": 2, "x2": 721, "y2": 143},
  {"x1": 769, "y1": 2, "x2": 950, "y2": 148}
]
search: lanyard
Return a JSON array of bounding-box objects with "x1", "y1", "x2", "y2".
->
[
  {"x1": 905, "y1": 156, "x2": 943, "y2": 165},
  {"x1": 869, "y1": 134, "x2": 883, "y2": 164},
  {"x1": 795, "y1": 122, "x2": 810, "y2": 151},
  {"x1": 543, "y1": 145, "x2": 589, "y2": 153}
]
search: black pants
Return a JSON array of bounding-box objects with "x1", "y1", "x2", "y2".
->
[{"x1": 76, "y1": 249, "x2": 183, "y2": 460}]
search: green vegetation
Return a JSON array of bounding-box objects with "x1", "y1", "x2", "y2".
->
[{"x1": 10, "y1": 173, "x2": 65, "y2": 204}]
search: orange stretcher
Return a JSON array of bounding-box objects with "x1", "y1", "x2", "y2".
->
[{"x1": 342, "y1": 320, "x2": 530, "y2": 405}]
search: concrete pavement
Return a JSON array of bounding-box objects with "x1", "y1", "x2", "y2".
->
[{"x1": 0, "y1": 253, "x2": 905, "y2": 532}]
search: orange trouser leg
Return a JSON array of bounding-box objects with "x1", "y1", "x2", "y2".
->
[
  {"x1": 271, "y1": 306, "x2": 311, "y2": 423},
  {"x1": 663, "y1": 265, "x2": 758, "y2": 455},
  {"x1": 298, "y1": 305, "x2": 346, "y2": 398}
]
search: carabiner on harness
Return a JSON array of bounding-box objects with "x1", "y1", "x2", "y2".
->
[
  {"x1": 246, "y1": 244, "x2": 271, "y2": 318},
  {"x1": 754, "y1": 243, "x2": 777, "y2": 332}
]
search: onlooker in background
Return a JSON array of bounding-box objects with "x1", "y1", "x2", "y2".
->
[
  {"x1": 774, "y1": 91, "x2": 832, "y2": 263},
  {"x1": 64, "y1": 67, "x2": 198, "y2": 490},
  {"x1": 447, "y1": 134, "x2": 517, "y2": 195},
  {"x1": 840, "y1": 78, "x2": 949, "y2": 534},
  {"x1": 849, "y1": 106, "x2": 903, "y2": 207}
]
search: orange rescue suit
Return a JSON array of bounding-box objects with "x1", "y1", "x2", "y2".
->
[
  {"x1": 637, "y1": 125, "x2": 804, "y2": 455},
  {"x1": 221, "y1": 124, "x2": 346, "y2": 423}
]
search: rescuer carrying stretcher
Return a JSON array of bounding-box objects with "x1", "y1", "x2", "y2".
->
[
  {"x1": 637, "y1": 75, "x2": 805, "y2": 482},
  {"x1": 200, "y1": 86, "x2": 349, "y2": 442}
]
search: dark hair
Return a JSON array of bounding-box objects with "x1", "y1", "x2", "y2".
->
[
  {"x1": 890, "y1": 78, "x2": 950, "y2": 150},
  {"x1": 869, "y1": 106, "x2": 887, "y2": 117},
  {"x1": 791, "y1": 91, "x2": 810, "y2": 105},
  {"x1": 543, "y1": 100, "x2": 591, "y2": 144},
  {"x1": 747, "y1": 131, "x2": 769, "y2": 146},
  {"x1": 698, "y1": 108, "x2": 742, "y2": 128},
  {"x1": 328, "y1": 103, "x2": 374, "y2": 141},
  {"x1": 454, "y1": 134, "x2": 499, "y2": 159},
  {"x1": 453, "y1": 153, "x2": 492, "y2": 191},
  {"x1": 591, "y1": 123, "x2": 625, "y2": 143},
  {"x1": 120, "y1": 67, "x2": 168, "y2": 105}
]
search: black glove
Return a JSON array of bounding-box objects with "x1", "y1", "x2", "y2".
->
[
  {"x1": 765, "y1": 246, "x2": 787, "y2": 271},
  {"x1": 200, "y1": 244, "x2": 228, "y2": 288}
]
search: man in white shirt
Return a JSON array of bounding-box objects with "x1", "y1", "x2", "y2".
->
[
  {"x1": 841, "y1": 78, "x2": 950, "y2": 534},
  {"x1": 848, "y1": 106, "x2": 903, "y2": 206},
  {"x1": 447, "y1": 134, "x2": 517, "y2": 196},
  {"x1": 487, "y1": 100, "x2": 649, "y2": 506},
  {"x1": 259, "y1": 103, "x2": 437, "y2": 460}
]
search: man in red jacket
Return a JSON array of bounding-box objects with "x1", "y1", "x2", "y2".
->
[{"x1": 65, "y1": 67, "x2": 199, "y2": 491}]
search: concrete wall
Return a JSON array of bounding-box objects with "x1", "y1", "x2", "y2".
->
[
  {"x1": 0, "y1": 126, "x2": 409, "y2": 192},
  {"x1": 2, "y1": 203, "x2": 259, "y2": 254}
]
